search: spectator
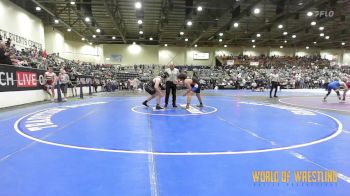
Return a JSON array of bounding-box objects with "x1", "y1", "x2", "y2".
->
[
  {"x1": 59, "y1": 68, "x2": 70, "y2": 101},
  {"x1": 0, "y1": 42, "x2": 12, "y2": 65}
]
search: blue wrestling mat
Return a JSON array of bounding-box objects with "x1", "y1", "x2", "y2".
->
[{"x1": 0, "y1": 90, "x2": 350, "y2": 196}]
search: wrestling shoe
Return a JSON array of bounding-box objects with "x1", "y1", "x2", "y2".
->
[
  {"x1": 142, "y1": 101, "x2": 149, "y2": 107},
  {"x1": 156, "y1": 105, "x2": 164, "y2": 110}
]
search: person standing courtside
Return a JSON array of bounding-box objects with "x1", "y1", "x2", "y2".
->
[
  {"x1": 164, "y1": 63, "x2": 179, "y2": 107},
  {"x1": 59, "y1": 68, "x2": 70, "y2": 101},
  {"x1": 270, "y1": 69, "x2": 279, "y2": 98}
]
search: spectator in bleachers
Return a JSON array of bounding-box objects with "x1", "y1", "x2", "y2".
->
[{"x1": 0, "y1": 42, "x2": 12, "y2": 65}]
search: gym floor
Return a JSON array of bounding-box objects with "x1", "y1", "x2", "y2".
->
[{"x1": 0, "y1": 89, "x2": 349, "y2": 196}]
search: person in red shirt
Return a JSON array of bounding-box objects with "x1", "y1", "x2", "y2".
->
[{"x1": 44, "y1": 66, "x2": 57, "y2": 101}]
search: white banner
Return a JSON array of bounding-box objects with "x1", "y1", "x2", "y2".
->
[
  {"x1": 250, "y1": 61, "x2": 259, "y2": 66},
  {"x1": 193, "y1": 52, "x2": 209, "y2": 60},
  {"x1": 227, "y1": 60, "x2": 235, "y2": 65}
]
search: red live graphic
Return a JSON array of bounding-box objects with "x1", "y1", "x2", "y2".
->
[{"x1": 16, "y1": 72, "x2": 37, "y2": 87}]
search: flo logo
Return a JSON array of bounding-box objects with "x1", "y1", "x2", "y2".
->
[{"x1": 315, "y1": 10, "x2": 335, "y2": 17}]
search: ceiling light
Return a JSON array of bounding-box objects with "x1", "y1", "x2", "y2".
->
[
  {"x1": 149, "y1": 37, "x2": 153, "y2": 40},
  {"x1": 280, "y1": 45, "x2": 283, "y2": 48},
  {"x1": 164, "y1": 44, "x2": 168, "y2": 47},
  {"x1": 325, "y1": 36, "x2": 330, "y2": 39},
  {"x1": 224, "y1": 45, "x2": 227, "y2": 47},
  {"x1": 35, "y1": 7, "x2": 41, "y2": 11},
  {"x1": 319, "y1": 26, "x2": 324, "y2": 31},
  {"x1": 135, "y1": 2, "x2": 142, "y2": 9},
  {"x1": 219, "y1": 32, "x2": 223, "y2": 36},
  {"x1": 185, "y1": 38, "x2": 189, "y2": 42},
  {"x1": 283, "y1": 31, "x2": 288, "y2": 35},
  {"x1": 306, "y1": 46, "x2": 309, "y2": 49},
  {"x1": 137, "y1": 19, "x2": 143, "y2": 24},
  {"x1": 320, "y1": 33, "x2": 324, "y2": 37},
  {"x1": 81, "y1": 37, "x2": 85, "y2": 41},
  {"x1": 85, "y1": 17, "x2": 90, "y2": 22},
  {"x1": 253, "y1": 8, "x2": 260, "y2": 14},
  {"x1": 67, "y1": 28, "x2": 71, "y2": 32},
  {"x1": 89, "y1": 42, "x2": 92, "y2": 45},
  {"x1": 341, "y1": 42, "x2": 345, "y2": 46},
  {"x1": 70, "y1": 1, "x2": 76, "y2": 5},
  {"x1": 180, "y1": 31, "x2": 184, "y2": 35},
  {"x1": 256, "y1": 33, "x2": 261, "y2": 37},
  {"x1": 194, "y1": 44, "x2": 198, "y2": 47},
  {"x1": 252, "y1": 39, "x2": 255, "y2": 43},
  {"x1": 292, "y1": 34, "x2": 296, "y2": 38},
  {"x1": 139, "y1": 30, "x2": 143, "y2": 34},
  {"x1": 96, "y1": 29, "x2": 101, "y2": 33},
  {"x1": 253, "y1": 45, "x2": 256, "y2": 48},
  {"x1": 112, "y1": 36, "x2": 116, "y2": 40},
  {"x1": 219, "y1": 39, "x2": 223, "y2": 42},
  {"x1": 133, "y1": 42, "x2": 136, "y2": 45},
  {"x1": 307, "y1": 11, "x2": 313, "y2": 17},
  {"x1": 54, "y1": 19, "x2": 59, "y2": 24},
  {"x1": 313, "y1": 41, "x2": 317, "y2": 44},
  {"x1": 233, "y1": 22, "x2": 239, "y2": 28},
  {"x1": 92, "y1": 35, "x2": 96, "y2": 38},
  {"x1": 284, "y1": 40, "x2": 287, "y2": 43},
  {"x1": 310, "y1": 21, "x2": 316, "y2": 26},
  {"x1": 197, "y1": 6, "x2": 203, "y2": 12},
  {"x1": 187, "y1": 21, "x2": 193, "y2": 26},
  {"x1": 278, "y1": 24, "x2": 283, "y2": 29}
]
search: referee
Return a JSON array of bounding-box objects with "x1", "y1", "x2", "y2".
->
[
  {"x1": 164, "y1": 64, "x2": 179, "y2": 107},
  {"x1": 270, "y1": 69, "x2": 279, "y2": 98}
]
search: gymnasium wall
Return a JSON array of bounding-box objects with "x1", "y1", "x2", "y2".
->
[
  {"x1": 343, "y1": 51, "x2": 350, "y2": 65},
  {"x1": 44, "y1": 26, "x2": 65, "y2": 54},
  {"x1": 185, "y1": 47, "x2": 215, "y2": 66},
  {"x1": 270, "y1": 47, "x2": 295, "y2": 57},
  {"x1": 42, "y1": 25, "x2": 350, "y2": 66},
  {"x1": 159, "y1": 47, "x2": 186, "y2": 65},
  {"x1": 0, "y1": 0, "x2": 45, "y2": 48},
  {"x1": 103, "y1": 45, "x2": 340, "y2": 66},
  {"x1": 103, "y1": 44, "x2": 159, "y2": 65},
  {"x1": 243, "y1": 48, "x2": 268, "y2": 56},
  {"x1": 44, "y1": 27, "x2": 103, "y2": 63},
  {"x1": 61, "y1": 40, "x2": 103, "y2": 64}
]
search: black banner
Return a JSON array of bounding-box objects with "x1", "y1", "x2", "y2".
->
[{"x1": 0, "y1": 64, "x2": 98, "y2": 92}]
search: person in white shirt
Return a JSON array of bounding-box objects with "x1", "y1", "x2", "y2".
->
[
  {"x1": 270, "y1": 69, "x2": 279, "y2": 98},
  {"x1": 164, "y1": 64, "x2": 179, "y2": 107},
  {"x1": 59, "y1": 68, "x2": 70, "y2": 101},
  {"x1": 132, "y1": 77, "x2": 140, "y2": 91},
  {"x1": 142, "y1": 72, "x2": 169, "y2": 110}
]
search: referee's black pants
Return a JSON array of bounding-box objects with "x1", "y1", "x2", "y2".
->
[
  {"x1": 270, "y1": 81, "x2": 279, "y2": 97},
  {"x1": 165, "y1": 81, "x2": 176, "y2": 106}
]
